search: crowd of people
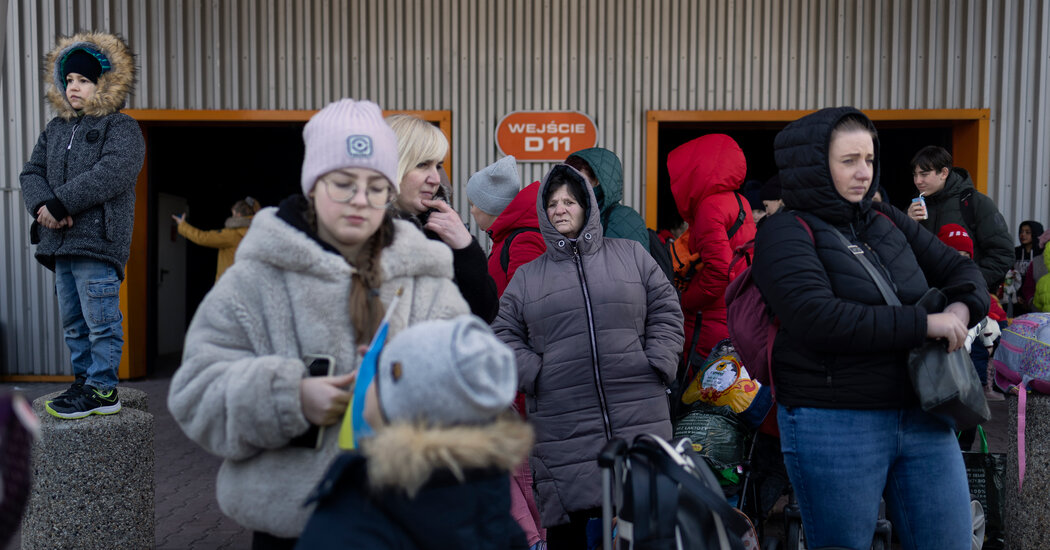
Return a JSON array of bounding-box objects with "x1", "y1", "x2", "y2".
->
[{"x1": 16, "y1": 29, "x2": 1050, "y2": 550}]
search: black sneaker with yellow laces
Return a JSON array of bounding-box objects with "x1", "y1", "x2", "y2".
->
[{"x1": 45, "y1": 386, "x2": 121, "y2": 419}]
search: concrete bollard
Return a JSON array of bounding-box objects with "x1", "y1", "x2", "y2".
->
[
  {"x1": 22, "y1": 388, "x2": 154, "y2": 550},
  {"x1": 1004, "y1": 393, "x2": 1050, "y2": 550}
]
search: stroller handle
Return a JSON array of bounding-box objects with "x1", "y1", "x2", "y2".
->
[{"x1": 598, "y1": 438, "x2": 628, "y2": 468}]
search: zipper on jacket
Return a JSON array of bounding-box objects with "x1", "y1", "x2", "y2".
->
[
  {"x1": 63, "y1": 122, "x2": 80, "y2": 185},
  {"x1": 67, "y1": 123, "x2": 79, "y2": 150},
  {"x1": 572, "y1": 242, "x2": 614, "y2": 441}
]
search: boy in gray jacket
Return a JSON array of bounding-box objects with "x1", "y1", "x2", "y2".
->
[{"x1": 19, "y1": 32, "x2": 145, "y2": 419}]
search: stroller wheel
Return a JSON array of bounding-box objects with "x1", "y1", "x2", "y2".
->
[
  {"x1": 785, "y1": 519, "x2": 805, "y2": 550},
  {"x1": 970, "y1": 498, "x2": 986, "y2": 550}
]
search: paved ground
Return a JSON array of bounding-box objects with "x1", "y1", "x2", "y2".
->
[
  {"x1": 0, "y1": 370, "x2": 1013, "y2": 550},
  {"x1": 1, "y1": 361, "x2": 251, "y2": 550}
]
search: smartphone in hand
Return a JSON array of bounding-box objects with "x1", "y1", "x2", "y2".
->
[{"x1": 289, "y1": 354, "x2": 335, "y2": 449}]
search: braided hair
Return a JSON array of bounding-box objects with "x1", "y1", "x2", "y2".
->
[{"x1": 305, "y1": 198, "x2": 396, "y2": 343}]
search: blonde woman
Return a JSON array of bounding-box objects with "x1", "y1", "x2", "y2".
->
[
  {"x1": 169, "y1": 100, "x2": 468, "y2": 547},
  {"x1": 386, "y1": 114, "x2": 498, "y2": 322}
]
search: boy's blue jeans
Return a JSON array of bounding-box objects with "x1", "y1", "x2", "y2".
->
[
  {"x1": 55, "y1": 257, "x2": 123, "y2": 392},
  {"x1": 778, "y1": 405, "x2": 971, "y2": 550}
]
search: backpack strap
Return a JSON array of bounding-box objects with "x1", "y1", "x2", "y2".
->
[
  {"x1": 826, "y1": 226, "x2": 902, "y2": 306},
  {"x1": 870, "y1": 202, "x2": 899, "y2": 228},
  {"x1": 499, "y1": 227, "x2": 541, "y2": 272},
  {"x1": 959, "y1": 189, "x2": 977, "y2": 231},
  {"x1": 727, "y1": 191, "x2": 746, "y2": 240},
  {"x1": 791, "y1": 213, "x2": 815, "y2": 242},
  {"x1": 645, "y1": 442, "x2": 750, "y2": 549}
]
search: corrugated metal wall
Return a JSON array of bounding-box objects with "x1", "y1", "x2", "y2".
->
[{"x1": 3, "y1": 0, "x2": 1048, "y2": 375}]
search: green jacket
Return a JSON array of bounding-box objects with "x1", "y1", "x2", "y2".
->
[
  {"x1": 920, "y1": 168, "x2": 1013, "y2": 290},
  {"x1": 568, "y1": 148, "x2": 650, "y2": 253},
  {"x1": 1034, "y1": 252, "x2": 1050, "y2": 312}
]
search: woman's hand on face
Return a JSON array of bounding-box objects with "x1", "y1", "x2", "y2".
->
[
  {"x1": 906, "y1": 201, "x2": 927, "y2": 222},
  {"x1": 300, "y1": 371, "x2": 356, "y2": 426},
  {"x1": 926, "y1": 312, "x2": 969, "y2": 353},
  {"x1": 421, "y1": 199, "x2": 473, "y2": 249}
]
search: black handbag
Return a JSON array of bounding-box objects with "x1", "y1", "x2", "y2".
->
[
  {"x1": 905, "y1": 288, "x2": 991, "y2": 429},
  {"x1": 827, "y1": 229, "x2": 991, "y2": 430}
]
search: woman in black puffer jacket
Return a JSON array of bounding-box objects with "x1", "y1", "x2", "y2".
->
[{"x1": 752, "y1": 107, "x2": 987, "y2": 550}]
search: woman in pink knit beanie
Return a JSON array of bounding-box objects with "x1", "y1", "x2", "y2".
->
[{"x1": 169, "y1": 99, "x2": 471, "y2": 547}]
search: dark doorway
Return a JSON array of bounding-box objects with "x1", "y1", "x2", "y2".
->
[
  {"x1": 655, "y1": 121, "x2": 953, "y2": 231},
  {"x1": 145, "y1": 123, "x2": 304, "y2": 372}
]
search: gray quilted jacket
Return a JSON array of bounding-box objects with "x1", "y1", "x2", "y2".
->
[
  {"x1": 19, "y1": 32, "x2": 144, "y2": 278},
  {"x1": 493, "y1": 165, "x2": 684, "y2": 528}
]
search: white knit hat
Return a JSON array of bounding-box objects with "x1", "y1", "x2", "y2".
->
[
  {"x1": 466, "y1": 156, "x2": 521, "y2": 216},
  {"x1": 300, "y1": 99, "x2": 400, "y2": 196},
  {"x1": 377, "y1": 315, "x2": 516, "y2": 426}
]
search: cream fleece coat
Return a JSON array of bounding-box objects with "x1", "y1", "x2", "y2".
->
[{"x1": 168, "y1": 208, "x2": 469, "y2": 537}]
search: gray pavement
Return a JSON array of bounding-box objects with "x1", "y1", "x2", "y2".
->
[
  {"x1": 1, "y1": 369, "x2": 1014, "y2": 550},
  {"x1": 1, "y1": 363, "x2": 251, "y2": 550}
]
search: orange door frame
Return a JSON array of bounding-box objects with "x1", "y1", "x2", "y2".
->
[
  {"x1": 644, "y1": 109, "x2": 990, "y2": 226},
  {"x1": 9, "y1": 109, "x2": 450, "y2": 382}
]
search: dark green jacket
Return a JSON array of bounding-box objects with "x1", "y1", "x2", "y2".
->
[
  {"x1": 568, "y1": 148, "x2": 650, "y2": 253},
  {"x1": 920, "y1": 168, "x2": 1013, "y2": 290}
]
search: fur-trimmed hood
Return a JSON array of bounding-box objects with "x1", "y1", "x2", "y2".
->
[
  {"x1": 361, "y1": 415, "x2": 533, "y2": 497},
  {"x1": 45, "y1": 32, "x2": 136, "y2": 120},
  {"x1": 223, "y1": 215, "x2": 253, "y2": 229}
]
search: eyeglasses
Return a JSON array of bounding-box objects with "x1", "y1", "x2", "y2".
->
[{"x1": 320, "y1": 177, "x2": 394, "y2": 209}]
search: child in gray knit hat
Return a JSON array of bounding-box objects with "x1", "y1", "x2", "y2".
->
[{"x1": 296, "y1": 315, "x2": 533, "y2": 549}]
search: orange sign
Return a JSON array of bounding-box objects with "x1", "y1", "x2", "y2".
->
[{"x1": 495, "y1": 111, "x2": 598, "y2": 161}]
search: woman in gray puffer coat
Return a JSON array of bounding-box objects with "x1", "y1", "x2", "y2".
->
[{"x1": 493, "y1": 164, "x2": 683, "y2": 549}]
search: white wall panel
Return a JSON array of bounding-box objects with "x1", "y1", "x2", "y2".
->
[{"x1": 3, "y1": 0, "x2": 1048, "y2": 375}]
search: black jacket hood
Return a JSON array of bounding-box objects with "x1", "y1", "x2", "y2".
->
[{"x1": 774, "y1": 107, "x2": 881, "y2": 225}]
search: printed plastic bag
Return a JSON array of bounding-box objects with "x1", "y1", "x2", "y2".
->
[
  {"x1": 672, "y1": 403, "x2": 746, "y2": 472},
  {"x1": 962, "y1": 426, "x2": 1005, "y2": 550},
  {"x1": 680, "y1": 340, "x2": 772, "y2": 429}
]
